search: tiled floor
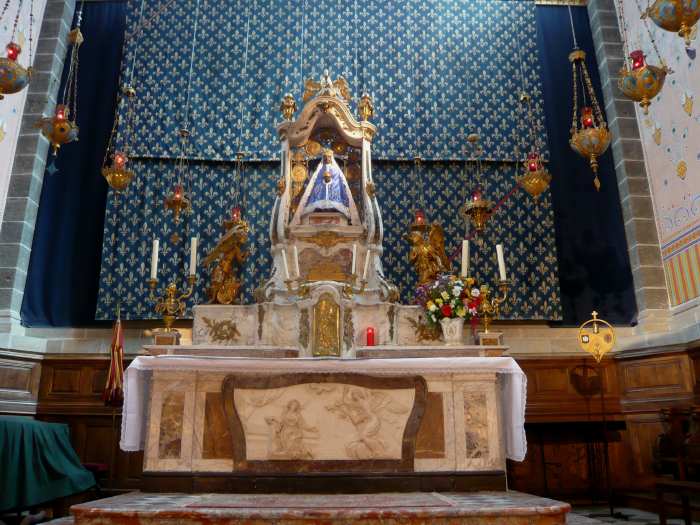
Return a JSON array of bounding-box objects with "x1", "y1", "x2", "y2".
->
[{"x1": 570, "y1": 506, "x2": 700, "y2": 524}]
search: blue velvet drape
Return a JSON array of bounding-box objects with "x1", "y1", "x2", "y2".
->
[
  {"x1": 535, "y1": 6, "x2": 637, "y2": 325},
  {"x1": 20, "y1": 2, "x2": 126, "y2": 326},
  {"x1": 21, "y1": 4, "x2": 637, "y2": 326}
]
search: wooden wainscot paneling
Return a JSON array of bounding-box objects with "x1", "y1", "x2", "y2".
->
[
  {"x1": 0, "y1": 350, "x2": 42, "y2": 414},
  {"x1": 613, "y1": 347, "x2": 697, "y2": 489},
  {"x1": 36, "y1": 355, "x2": 143, "y2": 490},
  {"x1": 516, "y1": 357, "x2": 621, "y2": 422},
  {"x1": 616, "y1": 349, "x2": 694, "y2": 414}
]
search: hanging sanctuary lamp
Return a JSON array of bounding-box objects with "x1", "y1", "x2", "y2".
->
[
  {"x1": 36, "y1": 2, "x2": 84, "y2": 154},
  {"x1": 510, "y1": 16, "x2": 551, "y2": 200},
  {"x1": 615, "y1": 0, "x2": 669, "y2": 114},
  {"x1": 164, "y1": 0, "x2": 203, "y2": 230},
  {"x1": 101, "y1": 84, "x2": 136, "y2": 192},
  {"x1": 0, "y1": 0, "x2": 35, "y2": 100},
  {"x1": 463, "y1": 134, "x2": 494, "y2": 234},
  {"x1": 164, "y1": 128, "x2": 192, "y2": 224},
  {"x1": 642, "y1": 0, "x2": 700, "y2": 47},
  {"x1": 567, "y1": 7, "x2": 611, "y2": 191}
]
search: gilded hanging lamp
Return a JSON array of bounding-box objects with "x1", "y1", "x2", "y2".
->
[
  {"x1": 164, "y1": 128, "x2": 193, "y2": 225},
  {"x1": 101, "y1": 85, "x2": 137, "y2": 192},
  {"x1": 462, "y1": 134, "x2": 494, "y2": 233},
  {"x1": 569, "y1": 50, "x2": 612, "y2": 191},
  {"x1": 0, "y1": 0, "x2": 35, "y2": 100},
  {"x1": 567, "y1": 6, "x2": 611, "y2": 191},
  {"x1": 642, "y1": 0, "x2": 700, "y2": 47},
  {"x1": 615, "y1": 0, "x2": 670, "y2": 114},
  {"x1": 36, "y1": 3, "x2": 84, "y2": 154}
]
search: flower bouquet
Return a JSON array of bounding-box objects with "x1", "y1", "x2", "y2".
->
[{"x1": 414, "y1": 274, "x2": 482, "y2": 345}]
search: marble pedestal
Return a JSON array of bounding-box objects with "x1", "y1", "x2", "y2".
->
[{"x1": 70, "y1": 492, "x2": 571, "y2": 525}]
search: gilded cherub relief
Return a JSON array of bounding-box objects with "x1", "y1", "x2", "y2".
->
[
  {"x1": 265, "y1": 399, "x2": 318, "y2": 460},
  {"x1": 326, "y1": 386, "x2": 409, "y2": 459}
]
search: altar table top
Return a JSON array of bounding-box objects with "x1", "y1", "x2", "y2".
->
[{"x1": 120, "y1": 355, "x2": 527, "y2": 461}]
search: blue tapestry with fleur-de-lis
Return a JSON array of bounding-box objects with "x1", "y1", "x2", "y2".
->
[
  {"x1": 95, "y1": 159, "x2": 562, "y2": 320},
  {"x1": 116, "y1": 0, "x2": 548, "y2": 162},
  {"x1": 96, "y1": 0, "x2": 562, "y2": 320}
]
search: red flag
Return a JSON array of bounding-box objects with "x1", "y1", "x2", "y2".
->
[{"x1": 103, "y1": 305, "x2": 125, "y2": 406}]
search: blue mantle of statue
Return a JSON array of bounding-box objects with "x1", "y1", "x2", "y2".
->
[{"x1": 303, "y1": 163, "x2": 351, "y2": 218}]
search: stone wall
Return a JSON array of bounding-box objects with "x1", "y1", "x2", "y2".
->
[{"x1": 0, "y1": 0, "x2": 73, "y2": 339}]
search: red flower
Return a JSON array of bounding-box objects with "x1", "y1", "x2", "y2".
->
[{"x1": 441, "y1": 304, "x2": 452, "y2": 317}]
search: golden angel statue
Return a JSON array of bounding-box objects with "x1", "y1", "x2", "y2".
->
[
  {"x1": 303, "y1": 70, "x2": 351, "y2": 102},
  {"x1": 202, "y1": 220, "x2": 249, "y2": 305},
  {"x1": 404, "y1": 223, "x2": 451, "y2": 285}
]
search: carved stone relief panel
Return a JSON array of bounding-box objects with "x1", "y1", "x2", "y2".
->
[
  {"x1": 222, "y1": 373, "x2": 427, "y2": 473},
  {"x1": 193, "y1": 305, "x2": 258, "y2": 345}
]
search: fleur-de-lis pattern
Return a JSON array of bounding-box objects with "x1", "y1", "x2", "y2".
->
[
  {"x1": 118, "y1": 0, "x2": 548, "y2": 161},
  {"x1": 96, "y1": 0, "x2": 561, "y2": 320},
  {"x1": 96, "y1": 159, "x2": 562, "y2": 320}
]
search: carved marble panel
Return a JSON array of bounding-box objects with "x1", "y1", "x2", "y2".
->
[
  {"x1": 222, "y1": 373, "x2": 427, "y2": 472},
  {"x1": 395, "y1": 305, "x2": 438, "y2": 346},
  {"x1": 259, "y1": 303, "x2": 299, "y2": 347},
  {"x1": 193, "y1": 305, "x2": 257, "y2": 345}
]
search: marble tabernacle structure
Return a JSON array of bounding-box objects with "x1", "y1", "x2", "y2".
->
[{"x1": 101, "y1": 73, "x2": 570, "y2": 525}]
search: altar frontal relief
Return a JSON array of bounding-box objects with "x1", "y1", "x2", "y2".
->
[{"x1": 223, "y1": 374, "x2": 426, "y2": 471}]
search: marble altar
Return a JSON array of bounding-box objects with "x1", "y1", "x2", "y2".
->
[{"x1": 120, "y1": 356, "x2": 525, "y2": 484}]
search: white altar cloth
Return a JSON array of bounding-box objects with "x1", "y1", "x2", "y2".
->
[{"x1": 120, "y1": 355, "x2": 527, "y2": 461}]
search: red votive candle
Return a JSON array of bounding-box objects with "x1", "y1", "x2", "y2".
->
[
  {"x1": 366, "y1": 327, "x2": 375, "y2": 346},
  {"x1": 414, "y1": 209, "x2": 425, "y2": 225},
  {"x1": 581, "y1": 107, "x2": 594, "y2": 129},
  {"x1": 630, "y1": 50, "x2": 645, "y2": 71}
]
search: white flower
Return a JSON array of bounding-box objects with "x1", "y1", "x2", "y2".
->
[
  {"x1": 471, "y1": 287, "x2": 480, "y2": 298},
  {"x1": 469, "y1": 307, "x2": 478, "y2": 315},
  {"x1": 452, "y1": 286, "x2": 461, "y2": 297}
]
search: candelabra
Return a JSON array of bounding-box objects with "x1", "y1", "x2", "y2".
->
[
  {"x1": 477, "y1": 278, "x2": 511, "y2": 337},
  {"x1": 148, "y1": 273, "x2": 197, "y2": 332},
  {"x1": 284, "y1": 277, "x2": 311, "y2": 298},
  {"x1": 342, "y1": 273, "x2": 368, "y2": 298}
]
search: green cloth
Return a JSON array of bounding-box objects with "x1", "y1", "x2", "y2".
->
[{"x1": 0, "y1": 416, "x2": 95, "y2": 512}]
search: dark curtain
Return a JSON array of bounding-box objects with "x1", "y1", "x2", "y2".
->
[
  {"x1": 21, "y1": 3, "x2": 638, "y2": 327},
  {"x1": 21, "y1": 2, "x2": 125, "y2": 326},
  {"x1": 536, "y1": 6, "x2": 637, "y2": 325}
]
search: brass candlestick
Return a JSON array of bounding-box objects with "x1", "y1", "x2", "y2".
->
[
  {"x1": 148, "y1": 274, "x2": 197, "y2": 331},
  {"x1": 477, "y1": 278, "x2": 511, "y2": 334}
]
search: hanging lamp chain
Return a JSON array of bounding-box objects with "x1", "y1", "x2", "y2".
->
[{"x1": 567, "y1": 4, "x2": 579, "y2": 49}]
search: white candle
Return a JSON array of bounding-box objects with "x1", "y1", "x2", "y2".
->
[
  {"x1": 189, "y1": 237, "x2": 197, "y2": 276},
  {"x1": 362, "y1": 249, "x2": 371, "y2": 280},
  {"x1": 461, "y1": 240, "x2": 470, "y2": 278},
  {"x1": 150, "y1": 238, "x2": 159, "y2": 280},
  {"x1": 292, "y1": 246, "x2": 300, "y2": 278},
  {"x1": 281, "y1": 249, "x2": 290, "y2": 280},
  {"x1": 496, "y1": 244, "x2": 507, "y2": 281},
  {"x1": 351, "y1": 243, "x2": 357, "y2": 275}
]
